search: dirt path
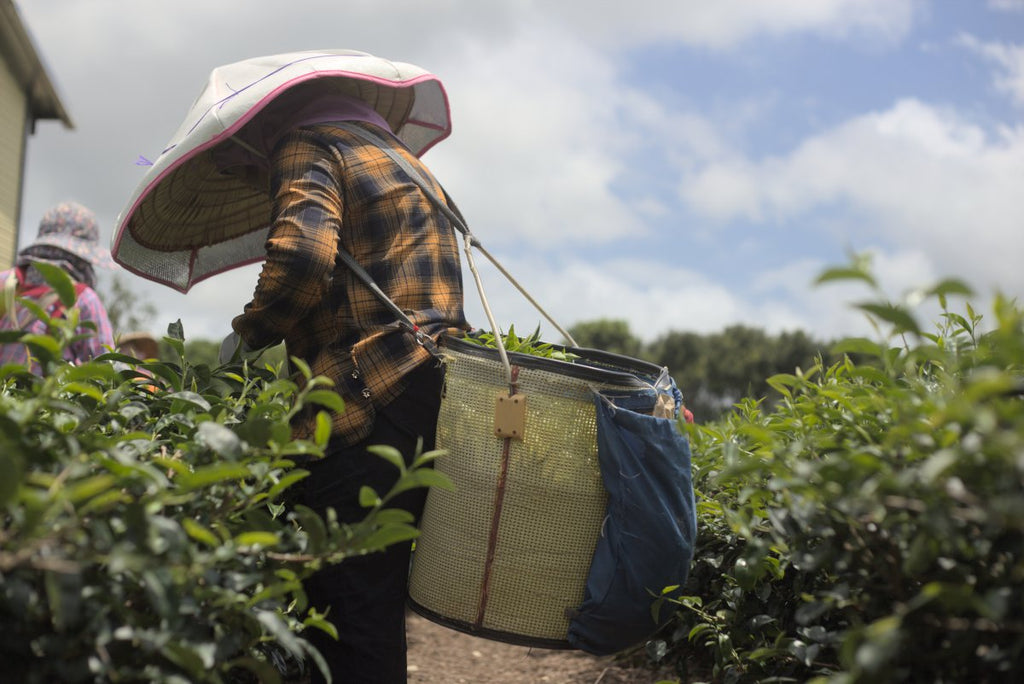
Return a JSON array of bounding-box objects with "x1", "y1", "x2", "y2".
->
[{"x1": 405, "y1": 611, "x2": 680, "y2": 684}]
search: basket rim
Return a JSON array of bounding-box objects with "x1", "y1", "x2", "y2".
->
[{"x1": 441, "y1": 333, "x2": 665, "y2": 388}]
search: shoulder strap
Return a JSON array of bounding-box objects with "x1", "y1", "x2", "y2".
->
[
  {"x1": 330, "y1": 122, "x2": 474, "y2": 240},
  {"x1": 334, "y1": 247, "x2": 436, "y2": 348}
]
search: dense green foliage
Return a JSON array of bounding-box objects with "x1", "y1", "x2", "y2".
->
[
  {"x1": 0, "y1": 266, "x2": 448, "y2": 683},
  {"x1": 651, "y1": 266, "x2": 1023, "y2": 683},
  {"x1": 566, "y1": 319, "x2": 644, "y2": 359},
  {"x1": 650, "y1": 326, "x2": 836, "y2": 423},
  {"x1": 152, "y1": 338, "x2": 288, "y2": 371},
  {"x1": 7, "y1": 261, "x2": 1023, "y2": 683}
]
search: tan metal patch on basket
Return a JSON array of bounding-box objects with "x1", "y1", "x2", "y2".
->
[{"x1": 493, "y1": 393, "x2": 527, "y2": 439}]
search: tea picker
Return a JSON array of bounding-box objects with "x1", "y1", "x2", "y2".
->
[{"x1": 111, "y1": 48, "x2": 697, "y2": 658}]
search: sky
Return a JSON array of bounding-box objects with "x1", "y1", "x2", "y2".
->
[{"x1": 14, "y1": 0, "x2": 1024, "y2": 348}]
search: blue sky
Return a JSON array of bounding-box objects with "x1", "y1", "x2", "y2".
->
[{"x1": 15, "y1": 0, "x2": 1024, "y2": 348}]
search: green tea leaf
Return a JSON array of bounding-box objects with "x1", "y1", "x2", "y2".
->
[
  {"x1": 182, "y1": 519, "x2": 221, "y2": 548},
  {"x1": 361, "y1": 523, "x2": 420, "y2": 550},
  {"x1": 196, "y1": 422, "x2": 242, "y2": 457},
  {"x1": 32, "y1": 261, "x2": 77, "y2": 307},
  {"x1": 177, "y1": 462, "x2": 251, "y2": 490},
  {"x1": 366, "y1": 445, "x2": 406, "y2": 472},
  {"x1": 61, "y1": 381, "x2": 104, "y2": 402},
  {"x1": 314, "y1": 411, "x2": 331, "y2": 447},
  {"x1": 832, "y1": 337, "x2": 885, "y2": 357},
  {"x1": 855, "y1": 302, "x2": 921, "y2": 335},
  {"x1": 234, "y1": 531, "x2": 280, "y2": 548},
  {"x1": 166, "y1": 319, "x2": 185, "y2": 341},
  {"x1": 815, "y1": 266, "x2": 876, "y2": 287},
  {"x1": 65, "y1": 474, "x2": 117, "y2": 504},
  {"x1": 927, "y1": 278, "x2": 973, "y2": 299},
  {"x1": 305, "y1": 389, "x2": 344, "y2": 412},
  {"x1": 359, "y1": 485, "x2": 380, "y2": 508},
  {"x1": 291, "y1": 505, "x2": 327, "y2": 553},
  {"x1": 168, "y1": 391, "x2": 212, "y2": 411},
  {"x1": 266, "y1": 470, "x2": 308, "y2": 500}
]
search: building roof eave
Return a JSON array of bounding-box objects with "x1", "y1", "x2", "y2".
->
[{"x1": 0, "y1": 0, "x2": 74, "y2": 130}]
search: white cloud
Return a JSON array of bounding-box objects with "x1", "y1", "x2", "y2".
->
[
  {"x1": 539, "y1": 0, "x2": 920, "y2": 50},
  {"x1": 712, "y1": 248, "x2": 947, "y2": 341},
  {"x1": 988, "y1": 0, "x2": 1024, "y2": 12},
  {"x1": 957, "y1": 33, "x2": 1024, "y2": 107},
  {"x1": 680, "y1": 99, "x2": 1024, "y2": 297},
  {"x1": 425, "y1": 29, "x2": 646, "y2": 249}
]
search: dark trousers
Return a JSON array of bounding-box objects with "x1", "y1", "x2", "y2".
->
[{"x1": 295, "y1": 361, "x2": 444, "y2": 684}]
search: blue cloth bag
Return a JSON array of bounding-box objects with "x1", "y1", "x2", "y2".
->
[{"x1": 566, "y1": 389, "x2": 697, "y2": 655}]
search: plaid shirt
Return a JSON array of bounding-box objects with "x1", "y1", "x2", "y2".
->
[{"x1": 232, "y1": 122, "x2": 469, "y2": 444}]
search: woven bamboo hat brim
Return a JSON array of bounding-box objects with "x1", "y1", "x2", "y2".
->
[{"x1": 112, "y1": 49, "x2": 452, "y2": 292}]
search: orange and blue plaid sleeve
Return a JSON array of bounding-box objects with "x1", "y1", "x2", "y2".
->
[{"x1": 232, "y1": 130, "x2": 343, "y2": 349}]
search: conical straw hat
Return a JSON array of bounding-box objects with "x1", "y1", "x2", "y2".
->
[{"x1": 112, "y1": 49, "x2": 452, "y2": 292}]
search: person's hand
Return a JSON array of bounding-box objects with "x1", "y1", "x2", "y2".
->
[{"x1": 218, "y1": 331, "x2": 253, "y2": 364}]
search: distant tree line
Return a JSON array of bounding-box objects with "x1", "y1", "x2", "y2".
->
[{"x1": 566, "y1": 319, "x2": 841, "y2": 423}]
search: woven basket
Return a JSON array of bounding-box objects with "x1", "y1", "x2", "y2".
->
[{"x1": 408, "y1": 335, "x2": 665, "y2": 648}]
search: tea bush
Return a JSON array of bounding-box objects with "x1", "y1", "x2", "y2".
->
[
  {"x1": 0, "y1": 266, "x2": 448, "y2": 683},
  {"x1": 654, "y1": 263, "x2": 1023, "y2": 683}
]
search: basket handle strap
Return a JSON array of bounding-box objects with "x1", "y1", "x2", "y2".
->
[{"x1": 333, "y1": 248, "x2": 438, "y2": 354}]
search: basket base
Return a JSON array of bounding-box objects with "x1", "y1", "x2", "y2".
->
[{"x1": 407, "y1": 599, "x2": 574, "y2": 651}]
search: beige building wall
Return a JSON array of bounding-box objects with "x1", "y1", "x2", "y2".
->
[{"x1": 0, "y1": 58, "x2": 28, "y2": 269}]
